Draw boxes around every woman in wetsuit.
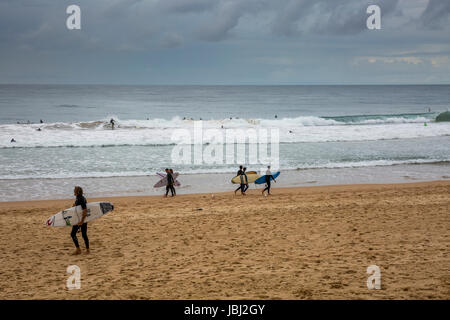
[71,186,89,255]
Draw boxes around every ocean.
[1,84,449,201]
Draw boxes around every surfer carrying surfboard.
[169,169,176,196]
[164,169,175,197]
[234,166,246,195]
[242,167,249,193]
[70,186,90,255]
[262,166,276,196]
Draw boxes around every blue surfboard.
[255,171,280,184]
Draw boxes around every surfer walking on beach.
[169,169,176,196]
[165,168,175,197]
[234,165,245,195]
[71,186,89,255]
[242,167,249,193]
[262,165,276,196]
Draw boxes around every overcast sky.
[0,0,449,85]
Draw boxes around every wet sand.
[0,181,449,299]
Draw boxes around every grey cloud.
[196,1,243,41]
[272,0,400,36]
[195,0,263,41]
[420,0,450,29]
[160,32,183,48]
[103,0,143,18]
[157,0,216,13]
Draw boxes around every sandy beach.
[0,181,449,300]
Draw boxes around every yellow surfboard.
[231,172,260,184]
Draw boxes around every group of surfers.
[68,166,276,255]
[234,165,276,196]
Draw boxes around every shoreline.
[1,162,449,202]
[0,179,449,207]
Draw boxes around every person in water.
[110,118,115,130]
[10,138,16,143]
[71,186,89,255]
[262,165,276,196]
[164,168,175,197]
[169,168,176,196]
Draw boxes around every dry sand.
[0,181,449,299]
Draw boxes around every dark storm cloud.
[0,0,449,84]
[420,0,450,29]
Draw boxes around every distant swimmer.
[40,119,43,123]
[37,128,42,131]
[262,165,276,196]
[275,115,278,119]
[11,138,16,143]
[71,186,89,255]
[289,130,293,133]
[110,118,115,130]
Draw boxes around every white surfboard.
[45,202,114,227]
[154,172,180,188]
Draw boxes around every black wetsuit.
[70,195,89,249]
[166,172,175,196]
[235,169,244,193]
[263,174,273,194]
[242,173,249,192]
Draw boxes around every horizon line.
[1,83,450,86]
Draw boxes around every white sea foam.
[1,116,448,148]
